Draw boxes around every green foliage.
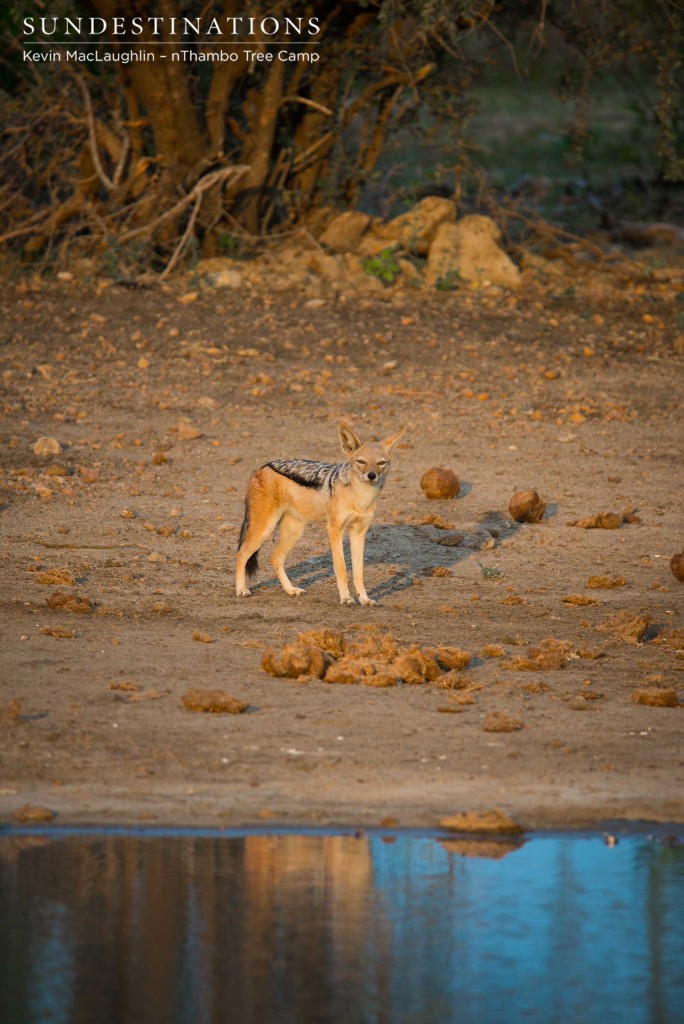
[362,247,401,285]
[476,561,504,580]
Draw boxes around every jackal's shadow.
[252,514,518,599]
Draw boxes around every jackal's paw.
[340,596,356,606]
[358,596,378,607]
[288,587,305,597]
[236,587,252,598]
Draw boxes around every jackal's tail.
[238,501,259,578]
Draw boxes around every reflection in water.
[1,830,683,1024]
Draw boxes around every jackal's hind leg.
[236,510,281,597]
[270,513,306,596]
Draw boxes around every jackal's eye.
[377,460,387,468]
[356,458,367,466]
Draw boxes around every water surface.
[1,827,683,1024]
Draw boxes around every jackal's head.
[339,422,405,487]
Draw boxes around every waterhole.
[1,826,682,1024]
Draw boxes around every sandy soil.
[1,272,682,831]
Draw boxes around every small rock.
[426,215,521,289]
[177,417,202,441]
[319,210,372,252]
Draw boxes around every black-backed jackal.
[236,422,404,605]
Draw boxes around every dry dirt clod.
[40,626,75,638]
[509,489,545,523]
[631,687,679,708]
[13,805,56,823]
[181,689,249,714]
[483,711,524,732]
[670,553,684,583]
[421,467,460,500]
[439,808,524,835]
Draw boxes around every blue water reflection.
[1,829,682,1024]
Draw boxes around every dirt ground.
[1,268,682,831]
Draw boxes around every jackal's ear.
[380,426,406,452]
[339,422,362,455]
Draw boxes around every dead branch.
[120,164,250,243]
[76,74,115,193]
[159,192,202,280]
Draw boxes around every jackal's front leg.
[349,523,376,606]
[328,523,354,605]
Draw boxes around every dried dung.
[421,467,460,500]
[563,594,600,606]
[40,626,75,638]
[480,644,505,658]
[346,633,398,660]
[361,672,397,688]
[34,569,76,586]
[46,591,93,614]
[483,711,524,732]
[298,629,346,658]
[631,688,679,708]
[598,611,652,644]
[181,689,249,714]
[262,643,328,680]
[192,629,214,643]
[671,553,684,583]
[429,566,453,577]
[439,808,523,835]
[586,575,627,589]
[520,681,553,694]
[570,512,623,529]
[325,657,376,684]
[420,514,456,530]
[435,671,473,690]
[567,695,593,711]
[13,805,55,823]
[447,691,477,706]
[501,656,541,672]
[391,647,442,684]
[509,489,545,523]
[32,437,62,457]
[429,646,472,671]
